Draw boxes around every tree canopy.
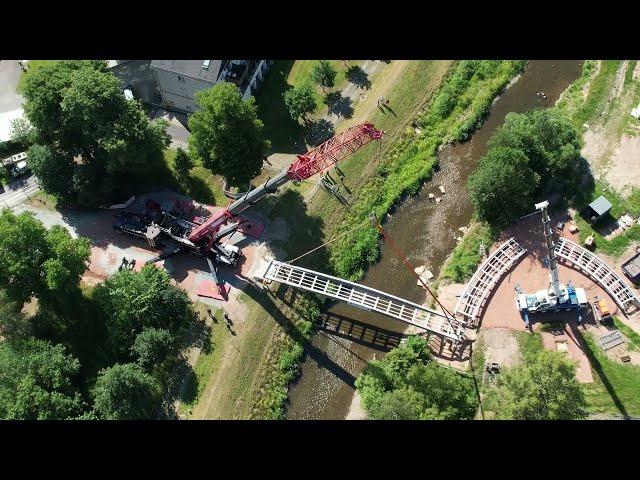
[172,147,194,183]
[94,265,192,360]
[0,338,85,420]
[92,363,162,420]
[21,60,170,206]
[311,61,337,91]
[132,327,176,371]
[283,83,316,123]
[485,350,587,420]
[188,82,269,188]
[467,147,539,227]
[467,109,581,227]
[0,209,90,306]
[355,336,478,420]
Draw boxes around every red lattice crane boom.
[187,122,383,246]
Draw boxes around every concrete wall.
[153,69,216,113]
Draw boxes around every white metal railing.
[555,237,640,311]
[254,258,465,342]
[455,237,527,324]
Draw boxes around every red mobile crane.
[116,122,383,296]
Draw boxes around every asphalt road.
[0,60,24,113]
[0,174,39,208]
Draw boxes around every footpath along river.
[286,60,584,419]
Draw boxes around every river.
[286,60,584,420]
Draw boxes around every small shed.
[587,195,613,223]
[622,251,640,284]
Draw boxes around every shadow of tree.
[347,66,371,90]
[305,119,335,147]
[323,92,354,119]
[254,60,307,154]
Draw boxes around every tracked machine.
[113,122,384,296]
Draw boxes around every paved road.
[0,174,39,208]
[0,60,24,113]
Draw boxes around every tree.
[21,60,169,206]
[132,328,176,371]
[311,61,337,92]
[368,388,427,420]
[283,83,316,123]
[93,363,162,420]
[355,336,477,419]
[9,117,35,148]
[0,210,90,306]
[490,109,582,181]
[0,289,31,342]
[26,145,75,203]
[0,338,85,419]
[94,265,192,360]
[467,147,540,227]
[486,350,587,420]
[188,82,269,187]
[172,147,194,182]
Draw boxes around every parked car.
[10,160,30,178]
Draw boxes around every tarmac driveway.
[0,60,24,112]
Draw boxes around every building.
[149,60,270,114]
[586,195,613,223]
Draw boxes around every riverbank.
[188,61,454,419]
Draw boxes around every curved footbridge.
[554,237,640,313]
[253,257,467,344]
[455,238,527,327]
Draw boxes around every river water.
[286,60,584,420]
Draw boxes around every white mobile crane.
[515,200,588,327]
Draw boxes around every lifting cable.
[285,220,366,265]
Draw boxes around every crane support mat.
[598,330,625,351]
[236,216,265,239]
[197,279,230,301]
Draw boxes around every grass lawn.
[612,317,640,351]
[581,331,640,417]
[16,60,60,93]
[178,305,228,416]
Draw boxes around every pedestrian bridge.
[253,257,466,344]
[554,237,640,312]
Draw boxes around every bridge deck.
[254,258,464,342]
[555,237,640,312]
[455,237,527,325]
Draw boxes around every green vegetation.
[0,209,90,307]
[581,331,640,417]
[283,83,317,124]
[0,210,200,419]
[612,317,640,351]
[355,336,478,419]
[92,362,162,420]
[21,60,170,206]
[468,109,582,227]
[329,60,526,280]
[16,60,59,93]
[572,180,640,256]
[441,222,495,283]
[188,82,269,188]
[0,337,86,419]
[311,60,337,92]
[483,348,587,419]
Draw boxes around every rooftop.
[589,195,613,216]
[150,60,226,84]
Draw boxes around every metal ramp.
[554,237,640,312]
[455,238,527,325]
[598,330,625,351]
[254,258,465,343]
